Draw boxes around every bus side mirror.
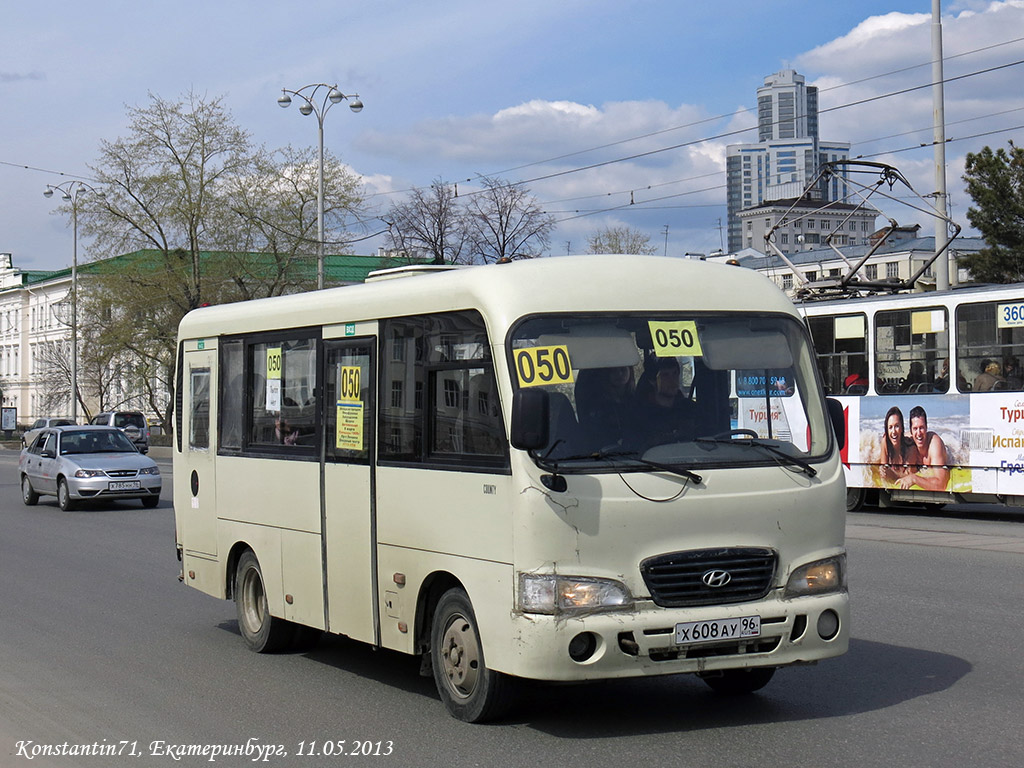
[826,397,845,451]
[510,389,550,451]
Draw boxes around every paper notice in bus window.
[336,401,364,450]
[911,310,944,334]
[648,321,703,357]
[265,379,281,412]
[514,346,574,388]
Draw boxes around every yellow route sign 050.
[648,321,703,357]
[514,345,574,388]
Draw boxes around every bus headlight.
[784,554,846,597]
[518,573,634,615]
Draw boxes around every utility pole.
[662,225,670,257]
[932,0,950,290]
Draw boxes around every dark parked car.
[19,426,161,511]
[90,411,150,454]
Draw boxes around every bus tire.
[846,488,866,513]
[57,478,76,511]
[22,475,39,506]
[701,666,776,695]
[431,588,515,723]
[234,550,293,653]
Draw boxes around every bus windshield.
[509,313,829,470]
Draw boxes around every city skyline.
[2,1,1023,270]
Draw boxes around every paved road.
[1,447,1022,768]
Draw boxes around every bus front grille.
[640,548,777,607]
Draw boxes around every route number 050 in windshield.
[514,345,574,387]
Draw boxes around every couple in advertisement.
[879,404,950,491]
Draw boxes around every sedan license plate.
[108,480,141,491]
[675,615,760,645]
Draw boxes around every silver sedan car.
[19,426,162,511]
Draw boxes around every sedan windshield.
[509,313,830,471]
[60,430,137,455]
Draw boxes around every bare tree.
[385,179,468,265]
[69,91,369,431]
[465,177,555,263]
[587,225,658,255]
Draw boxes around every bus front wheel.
[234,550,294,653]
[430,588,515,723]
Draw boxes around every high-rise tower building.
[726,70,851,253]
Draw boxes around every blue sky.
[2,0,1023,270]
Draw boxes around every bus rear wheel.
[701,666,776,694]
[234,550,294,653]
[431,588,515,723]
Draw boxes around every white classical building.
[0,249,411,428]
[0,253,76,424]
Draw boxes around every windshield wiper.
[695,433,817,477]
[537,448,702,484]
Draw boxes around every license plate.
[675,615,760,645]
[108,480,141,491]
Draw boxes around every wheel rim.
[58,482,68,507]
[439,611,481,700]
[239,566,266,635]
[23,478,32,501]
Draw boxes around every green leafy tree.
[960,141,1024,283]
[586,226,658,255]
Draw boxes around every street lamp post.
[43,181,104,423]
[276,83,363,290]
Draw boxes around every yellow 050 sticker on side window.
[648,321,703,357]
[514,346,574,388]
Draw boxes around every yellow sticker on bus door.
[336,366,364,450]
[648,321,703,357]
[514,345,574,387]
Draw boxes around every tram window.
[956,300,1024,392]
[807,314,867,395]
[874,307,948,394]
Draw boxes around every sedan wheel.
[22,476,39,506]
[57,478,76,512]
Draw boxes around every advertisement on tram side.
[837,393,1024,497]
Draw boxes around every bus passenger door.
[179,346,218,558]
[322,338,377,645]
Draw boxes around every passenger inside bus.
[575,366,636,449]
[633,357,696,447]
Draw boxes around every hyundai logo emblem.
[702,569,732,588]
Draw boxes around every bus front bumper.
[501,591,849,682]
